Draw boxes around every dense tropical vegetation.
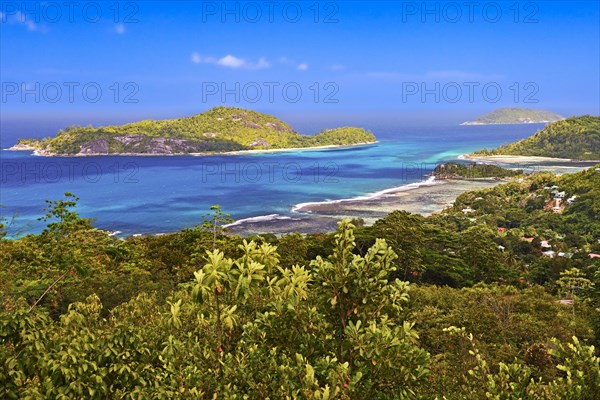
[476,116,600,160]
[12,107,376,155]
[2,163,600,398]
[431,162,523,179]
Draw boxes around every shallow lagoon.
[1,123,554,237]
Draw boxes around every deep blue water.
[0,123,544,236]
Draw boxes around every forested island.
[474,116,600,160]
[462,108,564,125]
[9,107,376,156]
[431,162,523,179]
[2,161,600,398]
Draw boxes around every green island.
[10,107,376,156]
[431,162,523,179]
[2,160,600,398]
[461,107,564,125]
[474,115,600,160]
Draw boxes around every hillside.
[11,107,376,156]
[462,108,564,125]
[2,165,600,398]
[474,115,600,160]
[448,163,600,235]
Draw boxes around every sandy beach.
[293,178,505,220]
[228,178,506,236]
[462,154,579,163]
[461,154,599,175]
[197,142,378,156]
[6,141,377,157]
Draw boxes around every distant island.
[9,107,376,156]
[461,108,564,125]
[473,115,600,160]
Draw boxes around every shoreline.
[5,144,38,151]
[202,141,377,156]
[460,154,599,174]
[291,176,439,213]
[4,141,377,157]
[460,154,596,163]
[7,147,596,238]
[89,177,502,238]
[291,177,505,218]
[229,155,599,235]
[227,177,507,236]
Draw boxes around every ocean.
[0,123,545,237]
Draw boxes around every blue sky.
[1,1,599,142]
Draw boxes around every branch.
[29,269,70,312]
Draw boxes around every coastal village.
[461,180,600,261]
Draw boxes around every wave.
[291,176,440,213]
[225,213,299,228]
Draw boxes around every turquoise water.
[0,124,544,236]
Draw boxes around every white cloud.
[114,23,126,34]
[297,63,308,71]
[191,52,270,70]
[330,64,346,72]
[218,54,246,68]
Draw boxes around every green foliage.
[544,336,600,399]
[201,204,234,250]
[19,107,376,155]
[1,220,432,398]
[557,267,595,300]
[432,162,523,179]
[438,164,600,288]
[458,225,505,283]
[26,193,97,311]
[443,328,600,399]
[38,192,92,237]
[277,233,309,268]
[3,177,600,398]
[476,115,600,159]
[371,211,426,280]
[409,284,594,388]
